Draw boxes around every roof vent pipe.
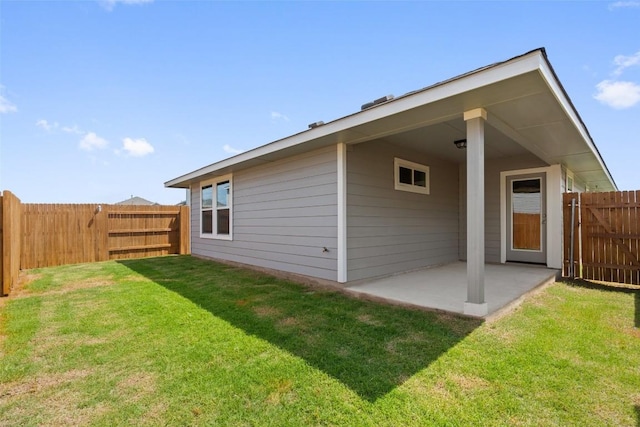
[361,94,394,111]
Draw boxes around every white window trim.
[200,174,233,241]
[566,170,574,193]
[394,158,430,195]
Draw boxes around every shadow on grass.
[564,278,640,328]
[118,256,482,402]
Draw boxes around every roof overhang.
[165,48,616,191]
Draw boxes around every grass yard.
[0,256,639,426]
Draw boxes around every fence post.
[2,191,22,296]
[179,205,190,255]
[94,204,110,262]
[0,192,3,295]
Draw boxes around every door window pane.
[512,179,541,250]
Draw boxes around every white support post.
[463,108,488,317]
[337,143,347,283]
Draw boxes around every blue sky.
[1,0,639,204]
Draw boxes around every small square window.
[394,158,430,194]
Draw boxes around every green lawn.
[1,256,638,426]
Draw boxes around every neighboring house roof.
[166,48,616,191]
[115,196,158,206]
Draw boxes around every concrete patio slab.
[345,262,559,318]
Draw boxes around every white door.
[506,173,546,264]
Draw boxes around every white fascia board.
[166,51,545,189]
[536,60,617,190]
[165,124,343,188]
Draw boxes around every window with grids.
[201,176,232,239]
[394,158,430,194]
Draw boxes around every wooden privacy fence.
[563,191,640,285]
[0,192,190,295]
[21,204,190,269]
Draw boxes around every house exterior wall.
[346,140,460,281]
[190,146,339,281]
[458,153,548,263]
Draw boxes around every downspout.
[569,197,576,278]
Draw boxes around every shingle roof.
[115,196,157,206]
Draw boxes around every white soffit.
[536,57,616,190]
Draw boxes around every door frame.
[500,165,562,268]
[505,173,547,263]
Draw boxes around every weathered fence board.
[563,191,640,285]
[106,205,185,261]
[22,204,102,268]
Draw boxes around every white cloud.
[100,0,153,11]
[609,1,640,9]
[594,80,640,109]
[121,137,154,157]
[62,125,83,135]
[0,92,17,114]
[36,119,54,131]
[223,144,243,155]
[37,120,83,134]
[612,51,640,76]
[79,132,109,151]
[271,111,290,122]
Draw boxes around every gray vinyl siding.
[458,153,547,262]
[190,146,338,281]
[346,140,460,281]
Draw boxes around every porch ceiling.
[379,118,529,164]
[343,70,615,191]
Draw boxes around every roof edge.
[166,48,616,191]
[536,50,617,190]
[166,49,548,188]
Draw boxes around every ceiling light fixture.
[453,138,467,149]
